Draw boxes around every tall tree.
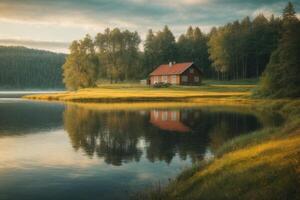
[257,2,300,97]
[143,26,177,73]
[63,35,98,90]
[208,13,282,80]
[177,26,211,76]
[95,28,141,82]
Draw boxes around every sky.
[0,0,299,53]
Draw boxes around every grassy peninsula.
[23,81,255,103]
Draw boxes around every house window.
[162,76,168,83]
[171,111,178,121]
[153,110,159,120]
[162,111,168,121]
[154,76,158,83]
[171,75,177,84]
[194,76,199,82]
[181,75,188,82]
[190,68,194,73]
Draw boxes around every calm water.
[0,98,282,200]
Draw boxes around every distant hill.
[0,46,66,89]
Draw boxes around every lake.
[0,96,282,200]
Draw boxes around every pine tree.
[257,2,300,97]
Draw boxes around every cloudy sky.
[0,0,299,53]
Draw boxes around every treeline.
[64,2,299,95]
[257,2,300,98]
[63,26,213,89]
[209,15,282,80]
[0,46,66,89]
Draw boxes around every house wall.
[180,66,202,85]
[150,75,180,85]
[149,65,202,85]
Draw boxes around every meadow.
[23,80,256,103]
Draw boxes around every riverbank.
[134,99,300,200]
[23,81,255,103]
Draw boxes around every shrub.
[153,82,171,88]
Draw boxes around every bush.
[153,82,171,88]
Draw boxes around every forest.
[63,2,299,98]
[64,15,283,87]
[0,46,65,89]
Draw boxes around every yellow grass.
[23,83,254,103]
[166,130,300,199]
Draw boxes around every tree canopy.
[257,2,300,98]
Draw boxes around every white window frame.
[171,75,177,84]
[171,111,177,121]
[153,110,159,120]
[162,75,168,83]
[162,111,168,121]
[194,76,199,82]
[154,76,158,83]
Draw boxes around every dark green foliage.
[208,15,282,80]
[0,46,65,89]
[257,2,300,98]
[177,26,213,77]
[152,82,171,88]
[143,26,177,74]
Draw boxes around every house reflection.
[150,110,190,132]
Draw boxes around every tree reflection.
[64,106,143,165]
[63,105,263,166]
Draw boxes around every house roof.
[150,120,190,132]
[149,62,194,76]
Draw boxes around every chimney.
[169,62,172,67]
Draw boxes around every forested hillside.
[0,46,66,89]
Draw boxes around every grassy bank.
[134,100,300,200]
[23,81,255,102]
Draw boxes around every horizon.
[0,0,299,53]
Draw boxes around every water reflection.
[0,100,63,135]
[63,105,263,165]
[0,101,283,200]
[64,107,143,166]
[150,110,190,132]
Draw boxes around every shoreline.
[22,83,253,103]
[134,99,300,199]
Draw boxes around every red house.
[149,62,202,85]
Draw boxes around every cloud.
[0,0,299,52]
